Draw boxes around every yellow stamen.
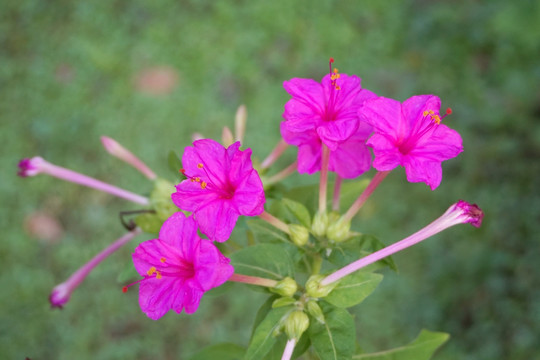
[197,163,204,168]
[160,257,166,263]
[201,181,207,189]
[156,271,162,279]
[147,267,157,276]
[194,177,200,182]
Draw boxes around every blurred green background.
[2,0,539,359]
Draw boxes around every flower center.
[180,163,235,199]
[122,256,195,293]
[397,107,452,155]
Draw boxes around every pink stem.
[318,144,330,213]
[265,161,298,185]
[228,274,278,287]
[281,339,297,360]
[261,139,289,170]
[342,170,390,222]
[101,136,157,180]
[258,211,291,234]
[332,175,343,212]
[50,228,142,307]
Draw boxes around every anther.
[197,163,204,169]
[201,181,207,189]
[147,267,157,276]
[160,257,166,263]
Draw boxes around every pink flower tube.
[18,157,149,205]
[322,200,484,286]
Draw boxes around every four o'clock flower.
[18,156,149,205]
[129,212,234,319]
[172,139,265,242]
[359,95,463,190]
[321,200,484,286]
[50,228,142,308]
[281,60,377,178]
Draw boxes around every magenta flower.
[130,212,234,319]
[359,95,463,190]
[171,139,265,242]
[281,66,377,178]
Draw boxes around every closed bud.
[326,216,351,243]
[306,300,325,324]
[305,274,338,298]
[312,210,328,237]
[289,224,309,246]
[271,277,298,297]
[284,310,309,340]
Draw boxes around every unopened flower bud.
[306,300,325,324]
[284,310,309,340]
[288,224,309,246]
[311,210,328,237]
[272,297,296,308]
[271,277,298,297]
[326,216,351,243]
[305,274,338,298]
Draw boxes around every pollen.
[147,266,157,276]
[160,257,166,263]
[201,181,207,189]
[197,163,204,168]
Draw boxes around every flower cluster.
[19,58,483,360]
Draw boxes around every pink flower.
[359,95,463,190]
[130,212,234,319]
[281,66,377,178]
[171,139,265,242]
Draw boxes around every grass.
[2,0,539,359]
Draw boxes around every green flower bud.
[288,224,309,246]
[312,210,328,237]
[326,216,351,243]
[306,300,325,324]
[272,297,296,308]
[305,274,338,298]
[284,311,310,340]
[270,277,298,297]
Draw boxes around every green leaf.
[230,243,295,280]
[245,220,304,263]
[352,329,450,360]
[168,150,183,177]
[252,296,279,338]
[188,343,245,360]
[324,272,383,308]
[116,260,139,284]
[282,198,312,228]
[308,302,356,360]
[245,306,293,360]
[246,218,290,244]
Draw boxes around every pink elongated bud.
[321,200,484,286]
[234,104,247,143]
[49,229,141,308]
[17,157,149,205]
[101,136,157,180]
